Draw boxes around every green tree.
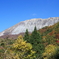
[29,26,44,58]
[24,29,29,42]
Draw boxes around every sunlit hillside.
[0,22,59,59]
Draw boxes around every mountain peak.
[0,17,59,36]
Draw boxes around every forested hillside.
[0,22,59,59]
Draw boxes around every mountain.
[0,17,59,37]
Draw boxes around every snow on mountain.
[0,17,59,36]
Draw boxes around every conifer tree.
[24,29,29,42]
[29,26,44,58]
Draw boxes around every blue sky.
[0,0,59,32]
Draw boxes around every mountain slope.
[0,17,59,36]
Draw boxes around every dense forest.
[0,22,59,59]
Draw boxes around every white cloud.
[32,13,37,16]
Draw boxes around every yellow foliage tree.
[6,35,36,59]
[42,44,59,59]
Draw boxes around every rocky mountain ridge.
[0,17,59,36]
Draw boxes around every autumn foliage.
[0,22,59,59]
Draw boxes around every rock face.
[0,17,59,36]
